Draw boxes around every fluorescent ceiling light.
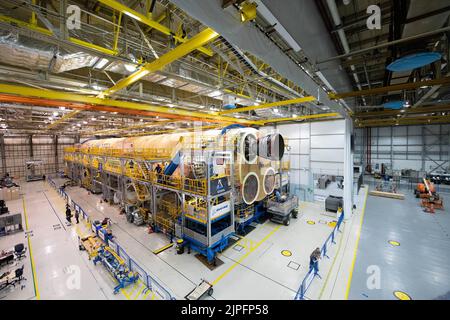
[92,84,102,91]
[254,0,302,52]
[124,11,141,22]
[124,63,137,72]
[94,58,109,69]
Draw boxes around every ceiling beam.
[331,77,450,99]
[100,28,219,97]
[357,115,450,127]
[354,104,450,119]
[97,0,214,56]
[45,110,81,131]
[318,26,450,64]
[217,96,316,115]
[254,113,341,125]
[0,84,256,125]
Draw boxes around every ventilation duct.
[0,31,99,72]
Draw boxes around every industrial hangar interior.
[0,0,449,302]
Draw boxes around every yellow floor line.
[47,184,133,300]
[318,223,346,299]
[152,243,174,254]
[126,281,139,296]
[142,289,152,300]
[120,287,131,300]
[345,186,369,299]
[211,225,280,286]
[133,282,146,300]
[22,196,40,300]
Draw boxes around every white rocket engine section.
[80,128,285,205]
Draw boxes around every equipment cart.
[185,279,214,300]
[267,195,299,226]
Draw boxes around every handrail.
[47,177,176,300]
[294,211,345,300]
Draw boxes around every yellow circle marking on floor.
[281,250,292,257]
[307,220,316,225]
[393,291,411,300]
[388,240,400,247]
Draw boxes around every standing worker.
[65,204,72,224]
[74,207,80,224]
[309,247,321,277]
[155,163,162,183]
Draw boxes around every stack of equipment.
[0,200,8,215]
[325,196,343,213]
[93,246,138,294]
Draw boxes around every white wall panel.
[310,161,344,174]
[310,120,344,135]
[277,123,299,137]
[311,135,344,149]
[299,155,310,168]
[299,123,310,138]
[300,139,310,153]
[287,138,301,154]
[299,170,310,185]
[311,149,344,162]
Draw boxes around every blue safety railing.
[294,211,345,300]
[47,177,176,300]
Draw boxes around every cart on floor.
[267,195,299,226]
[185,279,214,300]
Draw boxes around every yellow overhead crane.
[100,28,219,97]
[0,84,340,126]
[97,0,214,57]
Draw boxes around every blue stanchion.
[47,177,175,300]
[294,211,345,300]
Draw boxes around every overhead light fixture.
[53,111,59,117]
[91,83,102,91]
[273,108,279,113]
[292,114,298,118]
[91,117,97,121]
[83,121,88,124]
[59,106,66,110]
[254,0,301,51]
[240,1,257,23]
[124,63,137,73]
[94,58,109,69]
[77,123,81,127]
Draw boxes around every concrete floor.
[1,178,362,300]
[347,186,450,300]
[2,176,447,300]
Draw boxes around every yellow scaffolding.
[182,177,207,196]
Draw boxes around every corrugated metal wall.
[354,124,450,172]
[0,135,76,178]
